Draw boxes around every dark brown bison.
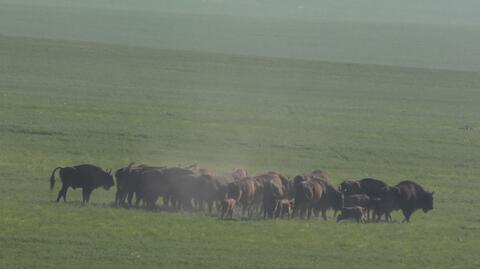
[343,194,370,207]
[343,194,372,220]
[370,196,394,222]
[337,207,368,223]
[392,180,434,222]
[369,186,401,222]
[50,164,114,203]
[184,165,218,212]
[161,167,203,211]
[195,174,219,213]
[115,162,145,206]
[115,164,213,210]
[115,163,168,208]
[339,178,388,198]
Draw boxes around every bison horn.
[127,162,135,169]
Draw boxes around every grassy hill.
[1,34,480,268]
[2,1,480,72]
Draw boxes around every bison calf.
[220,198,237,220]
[344,194,372,219]
[275,198,293,219]
[336,207,367,223]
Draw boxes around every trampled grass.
[1,34,480,268]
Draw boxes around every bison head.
[302,182,314,201]
[102,169,115,190]
[339,180,361,195]
[331,189,344,212]
[293,175,306,184]
[423,192,434,212]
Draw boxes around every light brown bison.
[220,198,237,219]
[312,179,343,221]
[238,177,257,218]
[305,169,330,182]
[260,173,286,219]
[292,176,323,219]
[293,171,341,220]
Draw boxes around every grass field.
[1,34,480,268]
[2,1,480,72]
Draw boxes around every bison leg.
[134,196,141,207]
[56,185,68,202]
[82,188,92,204]
[372,209,380,222]
[299,206,306,220]
[207,200,213,214]
[162,196,170,207]
[384,211,391,222]
[321,209,327,221]
[115,190,122,205]
[127,191,134,207]
[307,207,312,220]
[230,204,236,219]
[402,209,413,223]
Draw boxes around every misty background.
[1,0,480,71]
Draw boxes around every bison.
[238,177,257,218]
[394,180,434,222]
[343,194,372,220]
[339,178,388,198]
[50,164,114,204]
[336,207,368,223]
[306,169,330,182]
[260,173,287,219]
[343,194,370,208]
[220,198,237,219]
[312,179,343,221]
[292,176,323,219]
[115,163,168,208]
[275,198,293,219]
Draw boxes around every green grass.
[1,34,480,268]
[2,1,480,72]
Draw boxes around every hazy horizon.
[4,0,480,25]
[1,0,480,71]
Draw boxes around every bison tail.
[49,167,62,190]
